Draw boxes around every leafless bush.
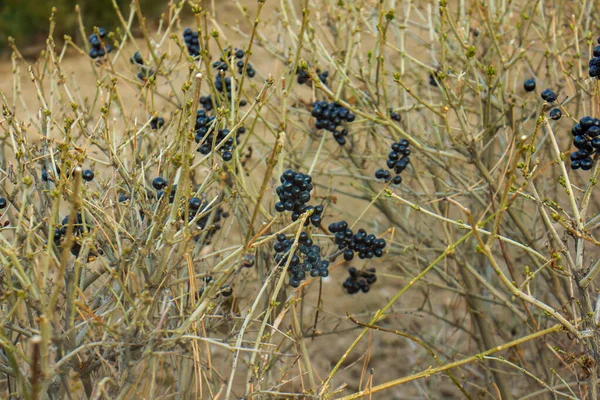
[0,0,599,399]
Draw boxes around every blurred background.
[0,0,166,53]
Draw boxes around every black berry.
[523,79,536,92]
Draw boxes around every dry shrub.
[0,0,599,399]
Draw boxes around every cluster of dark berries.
[186,197,229,242]
[88,28,112,59]
[375,139,410,185]
[343,267,377,294]
[197,277,233,298]
[328,221,386,261]
[273,232,329,288]
[130,51,154,81]
[196,124,246,162]
[53,213,98,259]
[389,108,401,122]
[214,75,234,101]
[296,68,329,85]
[212,48,256,77]
[311,101,355,145]
[183,28,200,57]
[523,78,536,92]
[589,38,600,78]
[137,68,155,81]
[541,89,557,103]
[274,170,323,227]
[570,116,600,171]
[199,95,216,112]
[150,116,165,130]
[0,197,7,209]
[152,177,176,203]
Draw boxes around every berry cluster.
[88,28,112,59]
[273,232,329,288]
[196,125,245,162]
[130,51,154,81]
[183,28,200,57]
[53,213,97,259]
[589,38,600,78]
[187,197,229,242]
[212,48,256,77]
[541,89,557,103]
[328,221,386,261]
[214,75,234,101]
[199,95,216,112]
[389,108,401,122]
[343,267,377,294]
[152,177,176,203]
[295,67,329,85]
[196,277,233,298]
[375,139,410,184]
[311,101,355,146]
[150,116,165,130]
[274,170,322,227]
[570,116,600,171]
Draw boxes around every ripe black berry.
[152,177,168,190]
[189,197,202,210]
[130,51,144,65]
[541,89,557,103]
[523,79,536,92]
[590,57,600,78]
[549,108,562,120]
[150,116,165,130]
[0,197,6,209]
[82,169,95,182]
[242,254,255,268]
